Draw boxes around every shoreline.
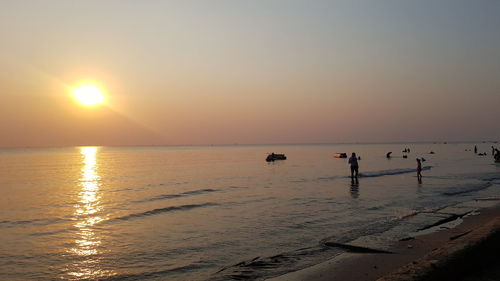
[266,200,500,281]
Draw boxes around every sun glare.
[72,85,106,107]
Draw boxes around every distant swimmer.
[416,158,422,180]
[348,152,359,179]
[429,151,435,154]
[403,148,407,153]
[386,152,392,158]
[403,155,408,158]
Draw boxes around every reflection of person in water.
[348,152,359,179]
[350,180,359,198]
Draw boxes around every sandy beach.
[267,199,500,281]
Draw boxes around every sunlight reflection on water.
[66,147,113,279]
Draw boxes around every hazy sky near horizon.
[1,0,499,147]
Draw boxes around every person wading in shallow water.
[349,152,359,179]
[416,158,422,180]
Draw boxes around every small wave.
[113,203,218,221]
[133,188,218,203]
[317,176,344,181]
[442,183,492,196]
[0,217,66,229]
[228,185,248,189]
[151,181,189,187]
[103,263,210,281]
[210,245,336,281]
[397,210,421,220]
[360,166,431,178]
[367,205,385,211]
[29,229,68,237]
[475,197,500,201]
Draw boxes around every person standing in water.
[474,145,478,154]
[349,152,359,179]
[416,158,422,180]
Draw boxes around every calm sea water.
[1,143,499,280]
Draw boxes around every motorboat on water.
[266,153,287,162]
[333,153,347,158]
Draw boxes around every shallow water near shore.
[1,143,499,280]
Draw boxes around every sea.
[1,143,499,281]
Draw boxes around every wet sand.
[267,200,500,281]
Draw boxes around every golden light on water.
[72,85,106,107]
[67,147,114,279]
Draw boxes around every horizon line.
[1,140,498,150]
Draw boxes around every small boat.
[333,153,347,158]
[266,153,287,162]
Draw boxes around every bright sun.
[72,85,106,107]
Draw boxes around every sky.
[1,0,499,147]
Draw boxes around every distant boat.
[333,153,347,158]
[266,153,287,162]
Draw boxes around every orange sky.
[1,1,499,147]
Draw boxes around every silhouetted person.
[348,152,359,179]
[495,149,500,161]
[474,145,477,154]
[492,146,495,156]
[416,158,422,180]
[386,152,392,158]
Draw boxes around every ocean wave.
[102,263,210,281]
[113,203,218,222]
[133,188,219,203]
[28,229,68,237]
[442,182,492,196]
[210,245,338,281]
[397,209,421,220]
[0,217,66,229]
[359,166,431,178]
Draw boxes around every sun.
[72,85,106,107]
